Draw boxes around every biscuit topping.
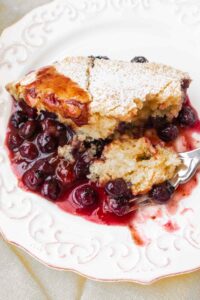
[23,66,91,125]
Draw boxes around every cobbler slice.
[5,56,197,222]
[6,56,190,140]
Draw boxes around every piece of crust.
[88,136,181,195]
[6,56,190,139]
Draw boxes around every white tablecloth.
[1,1,200,299]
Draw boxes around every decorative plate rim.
[1,0,200,284]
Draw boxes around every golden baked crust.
[6,56,190,140]
[89,136,181,195]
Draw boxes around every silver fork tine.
[128,147,200,210]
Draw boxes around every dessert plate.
[1,0,200,283]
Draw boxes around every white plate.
[1,0,200,284]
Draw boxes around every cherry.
[41,178,61,201]
[131,56,148,63]
[104,197,130,216]
[157,124,179,142]
[10,111,27,128]
[19,143,38,160]
[7,132,23,150]
[150,181,174,203]
[37,132,58,153]
[177,106,197,127]
[105,178,131,199]
[22,169,44,191]
[73,185,98,208]
[19,120,39,139]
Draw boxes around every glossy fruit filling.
[5,96,200,225]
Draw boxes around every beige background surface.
[1,1,200,299]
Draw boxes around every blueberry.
[19,143,38,160]
[37,110,57,121]
[105,178,132,199]
[73,185,98,208]
[181,79,190,90]
[37,132,58,153]
[19,120,39,139]
[177,106,197,127]
[10,111,27,128]
[150,181,174,203]
[58,126,74,146]
[147,116,168,130]
[131,56,148,63]
[18,101,37,118]
[74,156,90,179]
[22,169,44,191]
[157,124,179,142]
[7,132,23,150]
[105,197,130,216]
[33,159,54,176]
[41,178,61,201]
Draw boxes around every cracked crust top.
[6,56,190,139]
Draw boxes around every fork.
[129,147,200,211]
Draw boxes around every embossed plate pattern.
[1,0,200,283]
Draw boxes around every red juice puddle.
[5,95,200,234]
[58,183,135,226]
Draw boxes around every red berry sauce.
[5,96,200,227]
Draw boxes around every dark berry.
[74,156,90,179]
[105,197,130,216]
[73,185,98,208]
[41,178,61,201]
[147,116,168,130]
[157,124,178,142]
[10,111,27,128]
[56,160,74,184]
[131,56,148,63]
[58,126,74,146]
[150,181,174,203]
[22,169,44,191]
[37,132,58,153]
[19,143,38,160]
[177,106,197,127]
[105,178,132,199]
[181,79,190,90]
[33,159,54,176]
[19,120,39,139]
[41,119,65,136]
[7,132,23,150]
[37,110,57,121]
[18,101,37,118]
